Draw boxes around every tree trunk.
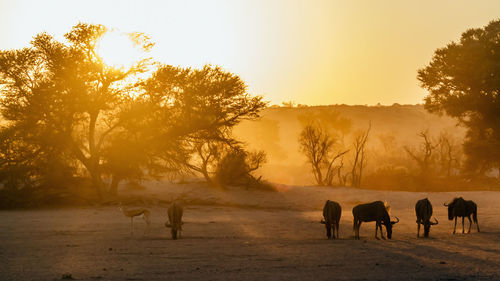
[201,163,215,187]
[89,167,105,200]
[314,164,324,186]
[108,175,122,197]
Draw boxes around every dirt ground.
[1,185,500,281]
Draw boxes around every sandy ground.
[1,185,500,281]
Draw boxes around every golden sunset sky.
[1,0,499,105]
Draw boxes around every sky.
[1,0,499,106]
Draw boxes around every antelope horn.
[392,217,400,224]
[431,217,438,225]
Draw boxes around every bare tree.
[324,150,350,186]
[299,124,333,186]
[404,130,437,175]
[351,123,371,187]
[438,131,461,177]
[299,123,349,186]
[336,157,349,186]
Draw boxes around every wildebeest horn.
[443,202,449,206]
[430,217,438,225]
[165,222,172,228]
[320,219,326,224]
[391,217,400,224]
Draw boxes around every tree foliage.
[418,19,500,175]
[141,64,267,187]
[0,23,266,201]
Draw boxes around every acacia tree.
[0,23,153,197]
[418,19,500,177]
[0,23,268,199]
[140,65,267,187]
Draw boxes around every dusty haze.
[235,104,465,186]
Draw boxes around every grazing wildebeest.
[165,201,184,239]
[352,201,399,240]
[415,198,438,238]
[444,197,480,234]
[320,200,342,239]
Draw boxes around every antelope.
[119,203,151,236]
[352,201,399,240]
[321,200,342,239]
[165,201,184,239]
[415,198,438,238]
[444,197,480,234]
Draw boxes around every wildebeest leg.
[379,224,386,240]
[476,219,480,233]
[417,222,420,238]
[353,219,359,239]
[336,221,340,239]
[453,217,457,234]
[462,217,465,234]
[467,216,472,233]
[332,223,336,239]
[356,221,361,239]
[375,221,380,240]
[326,223,332,239]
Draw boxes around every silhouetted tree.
[351,123,371,187]
[404,130,437,176]
[299,123,349,186]
[282,100,296,108]
[418,19,500,177]
[437,131,461,177]
[214,148,267,188]
[141,64,267,186]
[0,23,267,200]
[0,23,153,198]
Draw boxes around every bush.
[214,149,267,189]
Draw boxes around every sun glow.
[96,31,143,70]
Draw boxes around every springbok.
[321,200,342,239]
[352,201,399,240]
[119,203,151,236]
[444,197,480,234]
[165,201,184,239]
[415,198,438,238]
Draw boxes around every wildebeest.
[444,197,480,234]
[165,201,184,239]
[320,200,342,239]
[415,198,438,238]
[352,201,399,240]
